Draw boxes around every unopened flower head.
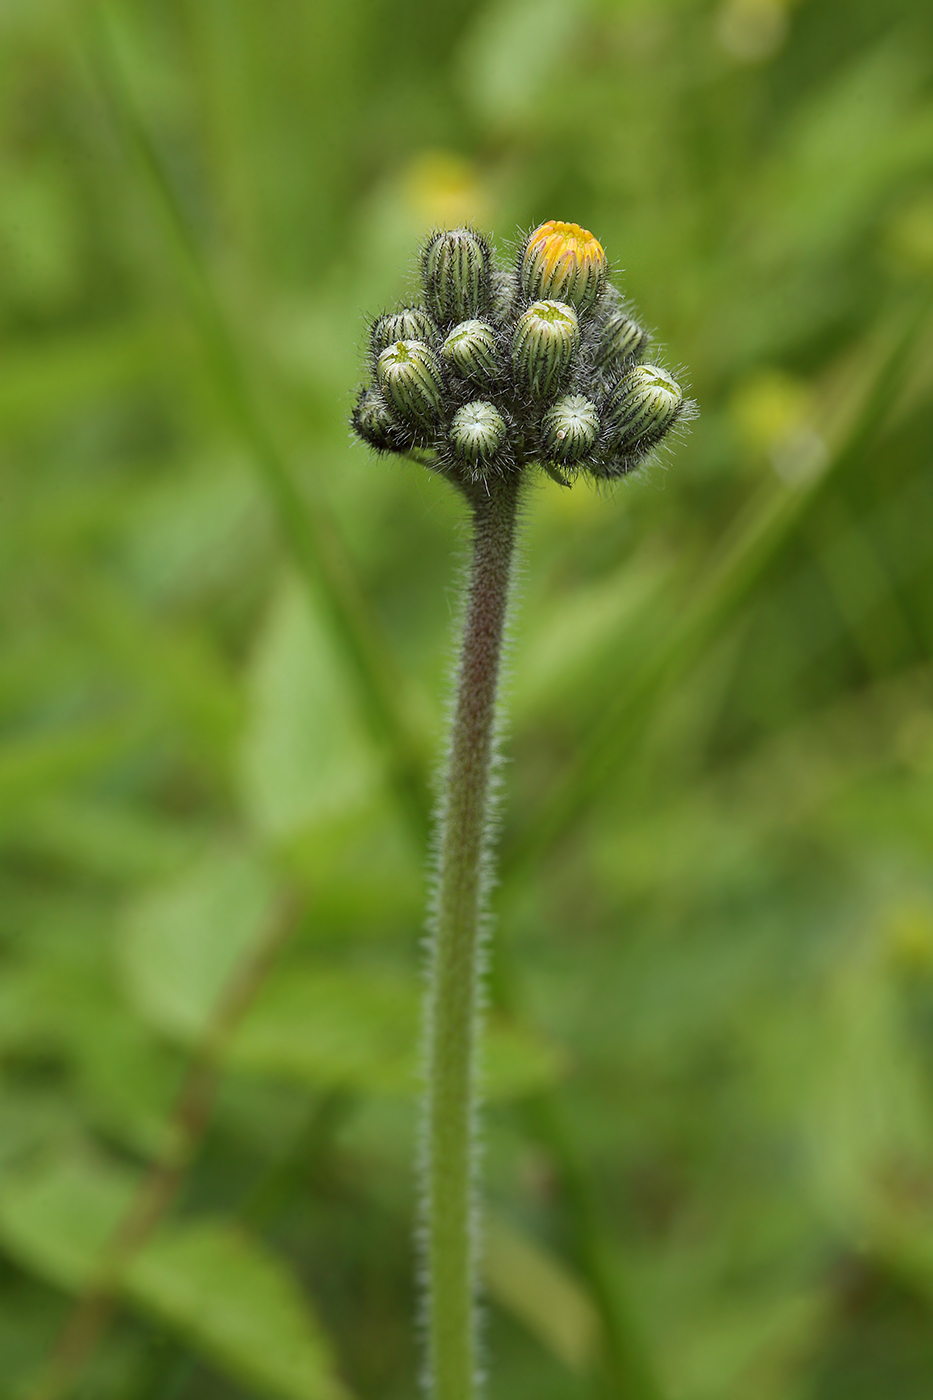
[511,300,579,399]
[440,319,500,385]
[597,308,649,370]
[351,386,410,454]
[604,365,684,452]
[520,220,608,314]
[376,340,444,429]
[541,394,600,466]
[422,228,492,328]
[371,308,438,358]
[450,400,507,469]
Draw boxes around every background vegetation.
[1,0,932,1396]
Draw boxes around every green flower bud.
[422,228,492,327]
[596,308,649,369]
[541,394,599,465]
[376,340,444,429]
[520,220,607,314]
[440,319,500,384]
[490,268,519,326]
[604,365,684,450]
[351,386,409,453]
[371,308,439,357]
[511,300,580,398]
[449,400,507,469]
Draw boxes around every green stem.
[425,471,522,1400]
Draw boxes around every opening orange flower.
[520,220,608,312]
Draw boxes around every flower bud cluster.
[351,220,693,487]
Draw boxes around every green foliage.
[1,0,932,1396]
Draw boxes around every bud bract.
[597,309,649,370]
[511,300,580,399]
[604,365,684,450]
[422,228,492,327]
[490,268,519,326]
[449,400,507,468]
[520,220,607,314]
[440,320,500,384]
[541,394,599,465]
[376,340,444,429]
[351,386,408,453]
[371,308,438,357]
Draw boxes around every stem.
[424,471,522,1400]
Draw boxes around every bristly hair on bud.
[422,227,493,329]
[350,219,695,490]
[520,220,608,315]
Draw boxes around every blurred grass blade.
[483,1214,601,1374]
[82,2,431,847]
[507,286,933,880]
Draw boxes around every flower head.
[351,221,694,488]
[520,220,608,314]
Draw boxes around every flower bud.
[376,340,444,429]
[422,228,492,327]
[371,308,438,357]
[520,220,607,314]
[511,300,579,399]
[440,319,500,384]
[541,394,599,465]
[596,309,649,369]
[604,365,684,450]
[490,269,519,326]
[449,400,507,469]
[351,386,410,453]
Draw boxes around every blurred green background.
[1,0,932,1397]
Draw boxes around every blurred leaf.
[458,0,594,129]
[0,1151,352,1400]
[238,576,378,840]
[0,717,148,831]
[122,846,278,1040]
[230,966,565,1102]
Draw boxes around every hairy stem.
[424,471,522,1400]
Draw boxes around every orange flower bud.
[520,221,607,314]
